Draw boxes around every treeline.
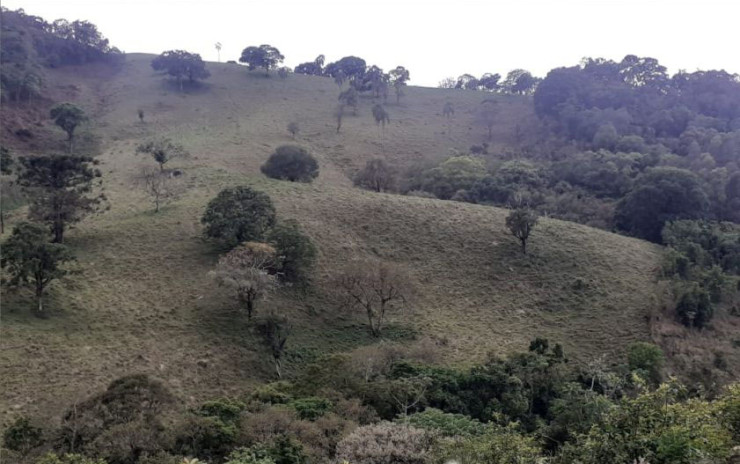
[0,8,121,103]
[4,342,739,464]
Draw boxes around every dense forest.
[1,6,739,464]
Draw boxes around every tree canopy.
[201,186,277,248]
[151,50,210,90]
[239,44,284,75]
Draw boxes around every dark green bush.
[267,220,316,285]
[201,187,276,248]
[261,146,318,182]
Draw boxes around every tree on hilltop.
[151,50,210,91]
[239,44,284,75]
[389,66,410,103]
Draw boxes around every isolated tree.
[354,158,396,192]
[339,87,359,115]
[324,56,367,83]
[389,66,410,104]
[277,67,290,79]
[151,50,210,91]
[335,105,345,133]
[261,145,319,182]
[18,155,104,243]
[267,219,317,284]
[335,260,411,337]
[136,138,189,172]
[201,186,276,248]
[287,121,300,139]
[442,102,454,118]
[438,77,457,89]
[239,44,284,75]
[137,108,144,122]
[1,222,74,314]
[476,99,497,141]
[215,42,222,62]
[372,104,391,152]
[138,167,183,213]
[50,103,87,152]
[506,207,538,254]
[257,312,291,378]
[209,242,278,319]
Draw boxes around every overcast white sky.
[4,0,740,87]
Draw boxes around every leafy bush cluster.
[9,343,740,464]
[661,220,740,328]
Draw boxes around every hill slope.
[1,55,663,419]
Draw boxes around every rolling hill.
[1,54,675,420]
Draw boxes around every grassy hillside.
[1,55,665,420]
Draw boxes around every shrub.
[267,220,317,285]
[288,397,332,421]
[627,342,664,385]
[173,415,237,462]
[433,422,540,464]
[354,158,396,193]
[675,283,713,328]
[35,453,107,464]
[195,398,246,423]
[3,416,43,455]
[201,187,277,248]
[261,146,318,182]
[335,422,434,464]
[406,408,487,437]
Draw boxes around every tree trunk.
[246,297,254,319]
[35,282,44,315]
[1,203,4,234]
[521,238,527,255]
[274,357,282,378]
[53,221,64,243]
[154,196,160,213]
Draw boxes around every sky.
[4,0,740,87]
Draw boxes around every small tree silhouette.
[372,104,390,152]
[287,121,300,139]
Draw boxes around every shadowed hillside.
[1,55,665,420]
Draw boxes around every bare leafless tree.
[209,242,279,318]
[138,167,184,212]
[334,260,411,337]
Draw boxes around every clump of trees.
[151,50,210,90]
[239,45,284,75]
[293,55,325,76]
[1,9,120,104]
[261,145,319,182]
